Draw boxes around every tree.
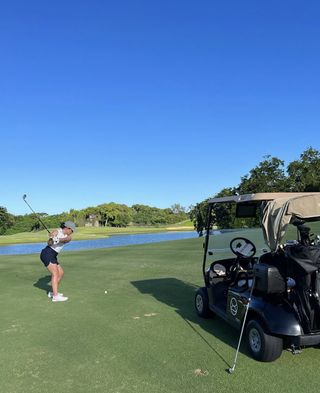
[0,207,15,234]
[189,188,236,235]
[211,188,237,229]
[287,147,320,192]
[97,203,132,227]
[238,156,288,194]
[131,204,186,225]
[189,200,209,236]
[170,204,186,214]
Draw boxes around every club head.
[227,367,235,374]
[22,194,27,200]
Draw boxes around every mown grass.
[1,238,320,393]
[0,220,194,245]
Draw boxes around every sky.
[1,0,320,215]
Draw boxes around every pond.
[0,231,198,255]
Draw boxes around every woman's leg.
[46,263,60,297]
[57,264,64,284]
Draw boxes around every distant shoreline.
[0,224,194,246]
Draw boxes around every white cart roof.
[208,192,317,204]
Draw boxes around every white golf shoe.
[47,292,63,298]
[52,295,68,302]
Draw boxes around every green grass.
[1,238,320,393]
[167,219,194,228]
[0,221,194,245]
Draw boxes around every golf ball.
[104,290,108,294]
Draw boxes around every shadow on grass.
[33,275,51,294]
[131,277,249,368]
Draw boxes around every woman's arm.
[59,235,72,243]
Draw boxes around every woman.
[40,221,76,302]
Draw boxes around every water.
[0,231,198,255]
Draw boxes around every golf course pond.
[0,231,198,255]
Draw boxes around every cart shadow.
[131,277,250,367]
[33,275,51,294]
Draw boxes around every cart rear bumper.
[293,333,320,346]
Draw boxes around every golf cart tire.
[195,287,213,318]
[246,319,283,362]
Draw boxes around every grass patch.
[1,238,320,393]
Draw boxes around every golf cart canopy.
[208,192,317,204]
[208,192,320,251]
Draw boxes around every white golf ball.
[104,290,108,294]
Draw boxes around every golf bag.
[286,244,320,332]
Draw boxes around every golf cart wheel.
[195,287,212,318]
[246,320,283,362]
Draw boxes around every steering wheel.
[230,237,256,258]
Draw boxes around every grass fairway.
[1,238,320,393]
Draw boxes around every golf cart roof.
[208,192,319,204]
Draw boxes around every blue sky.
[1,0,320,215]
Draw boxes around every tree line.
[0,202,188,235]
[189,147,320,234]
[1,147,320,236]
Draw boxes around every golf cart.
[195,192,320,362]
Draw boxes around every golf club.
[22,194,50,234]
[227,277,256,374]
